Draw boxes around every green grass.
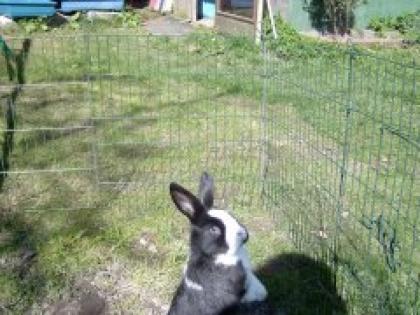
[0,31,292,314]
[0,17,419,314]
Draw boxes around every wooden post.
[255,0,277,45]
[266,0,277,39]
[255,0,264,44]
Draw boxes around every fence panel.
[264,44,419,314]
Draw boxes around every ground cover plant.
[368,10,420,42]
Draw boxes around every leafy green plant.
[367,16,389,33]
[68,12,82,30]
[113,10,140,28]
[404,22,420,44]
[263,15,301,56]
[263,15,346,59]
[18,17,49,34]
[393,11,419,34]
[367,11,420,36]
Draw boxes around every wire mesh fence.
[0,34,418,314]
[264,45,419,314]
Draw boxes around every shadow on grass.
[0,208,47,312]
[0,191,122,313]
[91,74,245,115]
[256,253,347,315]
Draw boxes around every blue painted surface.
[0,0,56,18]
[59,0,124,12]
[201,0,215,18]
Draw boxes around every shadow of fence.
[256,253,347,315]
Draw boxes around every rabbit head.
[170,172,249,264]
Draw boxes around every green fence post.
[0,38,31,191]
[334,45,355,282]
[260,37,269,192]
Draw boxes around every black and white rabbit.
[167,172,268,315]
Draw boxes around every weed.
[368,10,420,40]
[263,15,346,59]
[113,10,141,28]
[68,12,83,30]
[17,17,49,34]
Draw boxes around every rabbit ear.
[198,172,214,210]
[170,182,205,222]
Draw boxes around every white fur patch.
[184,276,204,291]
[208,209,246,266]
[214,254,238,266]
[207,209,268,303]
[241,271,268,302]
[207,210,268,302]
[237,247,268,302]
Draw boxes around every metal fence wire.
[0,34,418,314]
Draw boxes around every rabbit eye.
[209,225,221,236]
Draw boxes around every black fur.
[198,171,214,209]
[168,173,248,315]
[169,182,205,223]
[168,258,246,315]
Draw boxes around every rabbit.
[167,172,268,315]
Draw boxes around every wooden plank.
[255,0,263,44]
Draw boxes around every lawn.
[0,32,295,314]
[0,14,419,315]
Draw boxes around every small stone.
[132,232,161,256]
[147,244,158,254]
[318,230,328,239]
[139,237,148,246]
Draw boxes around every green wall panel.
[276,0,419,31]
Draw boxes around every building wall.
[173,0,197,21]
[215,14,255,37]
[354,0,419,29]
[272,0,419,31]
